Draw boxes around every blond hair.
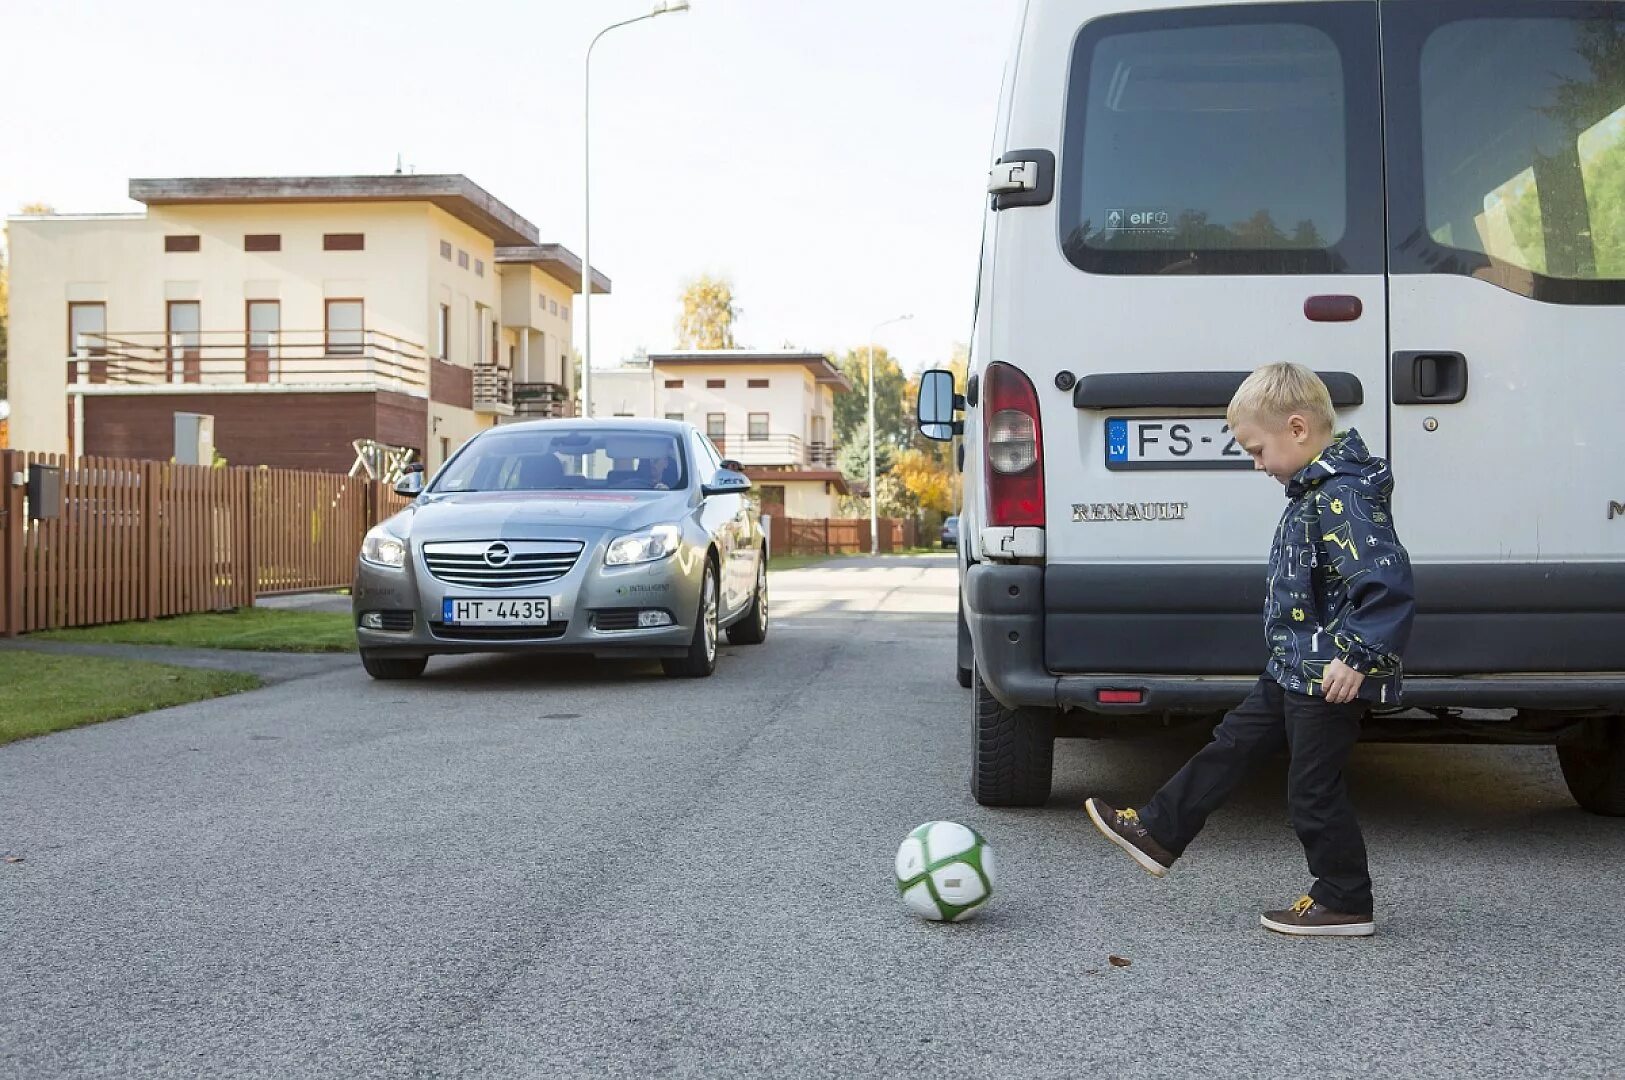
[1227,362,1336,433]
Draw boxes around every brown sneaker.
[1083,798,1174,878]
[1261,895,1375,937]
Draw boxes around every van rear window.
[1059,4,1384,276]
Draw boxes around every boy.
[1085,363,1415,937]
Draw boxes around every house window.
[748,413,770,440]
[665,411,684,422]
[68,301,107,357]
[440,437,451,464]
[164,235,200,252]
[550,300,559,316]
[707,379,726,389]
[490,320,500,366]
[440,240,453,260]
[706,413,726,440]
[323,233,365,251]
[246,300,279,385]
[437,304,451,360]
[665,379,685,389]
[748,378,769,389]
[561,306,569,322]
[167,301,201,384]
[458,249,469,269]
[244,234,281,252]
[325,299,364,356]
[475,258,485,278]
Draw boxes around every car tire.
[663,557,720,678]
[360,652,428,680]
[727,551,769,646]
[970,663,1054,807]
[955,600,973,689]
[1557,719,1625,816]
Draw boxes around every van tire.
[1557,720,1625,816]
[956,601,974,689]
[971,664,1054,807]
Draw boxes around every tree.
[831,346,911,478]
[676,274,740,349]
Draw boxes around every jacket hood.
[1287,429,1392,500]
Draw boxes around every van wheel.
[1557,719,1625,816]
[955,601,973,689]
[361,652,427,680]
[971,664,1054,807]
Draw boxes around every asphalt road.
[3,555,1622,1079]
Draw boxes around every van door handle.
[1392,352,1468,405]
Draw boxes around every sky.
[2,0,1021,373]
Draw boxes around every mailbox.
[27,464,62,521]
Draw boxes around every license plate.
[441,598,551,626]
[1105,416,1249,470]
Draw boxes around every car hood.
[389,490,694,540]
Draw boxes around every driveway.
[3,554,1621,1078]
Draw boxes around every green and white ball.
[894,821,996,922]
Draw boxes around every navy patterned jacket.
[1264,430,1416,704]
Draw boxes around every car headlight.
[360,526,407,569]
[605,524,682,566]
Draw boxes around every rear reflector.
[1097,689,1144,705]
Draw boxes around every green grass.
[0,652,261,746]
[767,554,839,571]
[33,608,357,653]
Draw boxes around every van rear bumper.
[964,562,1625,715]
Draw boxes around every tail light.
[984,361,1044,527]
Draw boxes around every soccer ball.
[894,821,996,922]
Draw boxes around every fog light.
[638,610,674,628]
[360,612,384,630]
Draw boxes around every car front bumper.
[352,529,706,659]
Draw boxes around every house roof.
[647,350,852,392]
[496,244,611,295]
[129,174,540,247]
[742,467,850,496]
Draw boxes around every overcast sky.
[2,0,1021,372]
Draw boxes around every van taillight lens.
[984,361,1044,527]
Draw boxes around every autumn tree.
[676,274,740,349]
[831,346,911,482]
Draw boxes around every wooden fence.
[0,450,410,637]
[766,515,919,556]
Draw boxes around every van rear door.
[1379,0,1625,673]
[1001,1,1390,674]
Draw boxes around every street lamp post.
[867,314,912,556]
[581,0,690,418]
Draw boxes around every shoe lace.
[1290,896,1315,917]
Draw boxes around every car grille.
[593,609,643,631]
[429,622,570,642]
[422,540,584,589]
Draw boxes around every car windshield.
[432,428,688,494]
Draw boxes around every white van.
[917,0,1625,814]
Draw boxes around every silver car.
[352,419,768,680]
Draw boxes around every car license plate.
[441,598,551,626]
[1105,416,1249,470]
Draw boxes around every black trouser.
[1139,677,1373,914]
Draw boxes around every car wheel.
[1557,719,1625,816]
[663,558,720,678]
[361,652,428,680]
[970,663,1054,807]
[727,552,769,645]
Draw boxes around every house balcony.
[65,330,429,397]
[710,433,837,469]
[512,381,573,419]
[473,362,514,416]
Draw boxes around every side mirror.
[720,458,744,473]
[702,468,752,497]
[917,368,962,442]
[393,470,425,497]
